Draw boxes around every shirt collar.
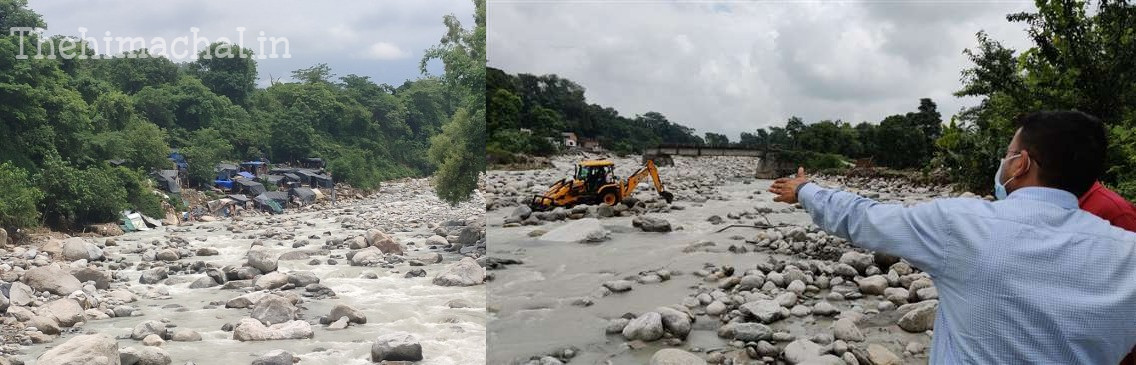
[1006,186,1079,209]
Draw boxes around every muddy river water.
[19,180,486,365]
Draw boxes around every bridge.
[642,144,797,179]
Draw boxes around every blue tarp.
[238,171,255,179]
[215,180,234,190]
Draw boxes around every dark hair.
[1013,111,1107,197]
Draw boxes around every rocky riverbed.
[0,178,487,365]
[486,155,966,365]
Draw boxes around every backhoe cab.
[530,159,674,211]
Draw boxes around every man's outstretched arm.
[769,168,952,276]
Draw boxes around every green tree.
[422,0,486,205]
[181,128,232,187]
[0,162,43,230]
[189,42,257,105]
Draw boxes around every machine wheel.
[601,191,620,206]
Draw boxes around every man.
[1082,181,1136,231]
[769,111,1136,363]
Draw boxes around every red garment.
[1080,182,1136,365]
[1079,181,1136,232]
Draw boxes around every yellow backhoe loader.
[530,159,674,210]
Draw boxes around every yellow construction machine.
[530,159,674,210]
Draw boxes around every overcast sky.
[26,0,474,87]
[488,0,1037,139]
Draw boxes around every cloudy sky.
[26,0,475,87]
[489,0,1037,138]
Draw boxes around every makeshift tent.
[282,173,301,183]
[238,171,255,179]
[294,170,316,184]
[255,191,289,214]
[300,157,325,168]
[240,161,269,176]
[227,194,252,204]
[260,175,284,187]
[152,170,181,193]
[216,163,239,180]
[290,187,316,204]
[309,174,333,188]
[168,151,189,171]
[234,179,267,195]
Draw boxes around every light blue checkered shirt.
[799,183,1136,364]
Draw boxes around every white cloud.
[488,1,1036,139]
[361,41,409,60]
[27,0,474,86]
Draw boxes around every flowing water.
[20,180,486,365]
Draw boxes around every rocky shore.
[486,155,964,365]
[0,178,487,365]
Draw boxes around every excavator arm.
[623,159,674,203]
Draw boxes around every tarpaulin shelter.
[290,187,316,204]
[260,175,285,187]
[152,170,181,193]
[300,157,325,169]
[216,163,239,180]
[309,174,333,188]
[240,161,269,176]
[234,179,267,196]
[238,171,255,179]
[255,191,289,214]
[169,150,188,171]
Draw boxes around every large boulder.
[857,275,888,295]
[37,333,120,365]
[41,298,85,327]
[839,252,875,274]
[130,320,167,341]
[365,229,405,255]
[371,332,424,362]
[432,257,485,286]
[740,299,787,323]
[233,318,313,341]
[350,247,385,266]
[119,346,171,365]
[72,267,112,290]
[254,272,290,290]
[732,323,773,342]
[649,348,706,365]
[62,238,104,261]
[9,281,35,306]
[783,339,826,364]
[23,264,82,295]
[329,304,367,324]
[655,306,692,339]
[632,216,672,232]
[457,226,481,246]
[138,267,168,285]
[539,218,609,243]
[898,301,937,332]
[250,295,297,325]
[246,250,278,273]
[867,344,902,365]
[251,350,294,365]
[622,312,665,341]
[833,317,864,342]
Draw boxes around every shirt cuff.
[797,182,822,210]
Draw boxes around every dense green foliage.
[425,0,487,205]
[938,0,1136,197]
[0,162,43,230]
[487,67,703,155]
[0,0,468,228]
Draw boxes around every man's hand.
[768,167,809,204]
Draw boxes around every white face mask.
[993,153,1029,200]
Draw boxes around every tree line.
[487,0,1136,200]
[0,0,484,231]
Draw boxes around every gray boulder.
[622,312,664,341]
[37,333,119,365]
[62,238,104,261]
[371,332,423,362]
[649,348,706,365]
[432,257,485,286]
[23,264,82,295]
[247,250,278,273]
[329,304,367,324]
[119,346,171,365]
[251,295,297,325]
[632,216,672,232]
[251,350,294,365]
[232,318,314,341]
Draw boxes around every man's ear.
[1015,150,1033,178]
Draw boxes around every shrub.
[0,162,44,230]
